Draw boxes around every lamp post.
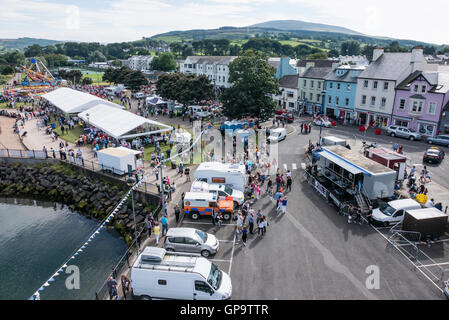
[126,176,140,255]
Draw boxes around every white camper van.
[190,180,245,206]
[372,199,422,226]
[131,247,232,300]
[193,162,247,192]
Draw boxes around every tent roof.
[78,104,172,139]
[97,146,141,157]
[42,87,124,114]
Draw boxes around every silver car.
[163,228,219,258]
[427,134,449,147]
[387,126,422,141]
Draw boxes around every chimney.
[331,62,340,70]
[373,47,384,61]
[411,46,424,72]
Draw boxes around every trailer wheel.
[190,211,200,220]
[222,211,231,221]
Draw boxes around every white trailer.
[131,247,232,300]
[97,147,141,175]
[193,162,247,192]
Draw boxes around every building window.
[428,102,437,115]
[318,82,321,89]
[346,84,351,91]
[328,96,332,104]
[345,98,349,106]
[418,124,434,135]
[414,84,418,92]
[336,97,340,105]
[337,83,341,90]
[395,120,408,127]
[373,81,378,89]
[309,93,313,100]
[311,81,314,88]
[421,85,426,93]
[399,99,406,110]
[381,97,386,108]
[370,96,376,106]
[362,95,367,105]
[364,80,368,88]
[383,82,389,90]
[410,100,424,113]
[329,82,333,89]
[317,94,320,102]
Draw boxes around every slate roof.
[325,66,365,83]
[302,67,333,80]
[279,75,299,88]
[296,59,334,68]
[268,58,281,69]
[396,70,449,93]
[185,56,237,65]
[358,52,414,81]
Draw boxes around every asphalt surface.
[172,118,449,300]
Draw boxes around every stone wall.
[0,162,160,246]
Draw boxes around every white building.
[272,75,299,112]
[180,56,237,88]
[122,55,154,71]
[354,47,436,127]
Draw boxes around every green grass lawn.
[0,101,31,109]
[53,125,84,144]
[0,74,14,86]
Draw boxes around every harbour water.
[0,198,128,300]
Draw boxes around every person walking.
[234,226,240,244]
[160,215,168,237]
[263,216,268,234]
[286,174,292,192]
[241,226,248,246]
[145,216,152,238]
[266,178,272,193]
[281,196,288,214]
[121,274,131,299]
[153,223,161,245]
[258,218,265,237]
[248,211,254,234]
[107,276,118,300]
[174,205,180,223]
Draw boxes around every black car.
[423,147,445,164]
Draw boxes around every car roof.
[272,128,286,133]
[184,192,217,201]
[166,227,197,238]
[389,199,420,209]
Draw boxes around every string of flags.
[29,130,206,300]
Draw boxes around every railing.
[94,205,162,300]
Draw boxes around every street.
[177,119,448,299]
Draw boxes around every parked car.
[313,118,332,128]
[190,180,245,206]
[387,126,422,141]
[423,147,445,164]
[371,199,422,227]
[267,128,287,143]
[276,112,294,123]
[135,92,146,99]
[164,228,219,258]
[427,134,449,147]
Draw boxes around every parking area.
[178,216,237,276]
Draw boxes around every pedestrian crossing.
[277,162,303,171]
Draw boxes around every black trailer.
[403,208,449,240]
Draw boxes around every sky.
[0,0,448,45]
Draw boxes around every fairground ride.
[21,57,61,87]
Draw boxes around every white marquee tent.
[78,104,172,140]
[42,87,124,114]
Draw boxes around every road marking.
[283,164,288,171]
[210,259,232,263]
[292,163,297,170]
[228,235,236,275]
[284,211,378,300]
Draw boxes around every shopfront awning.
[319,149,364,175]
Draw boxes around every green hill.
[0,37,64,52]
[248,20,363,35]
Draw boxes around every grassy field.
[0,74,14,86]
[0,101,31,109]
[53,125,84,144]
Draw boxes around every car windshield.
[409,128,416,132]
[207,263,222,291]
[224,186,233,195]
[195,230,207,243]
[427,150,439,156]
[379,203,396,216]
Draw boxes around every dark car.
[423,147,445,164]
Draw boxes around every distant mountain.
[0,37,64,52]
[248,20,363,35]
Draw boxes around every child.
[153,223,161,245]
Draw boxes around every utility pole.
[130,188,140,255]
[160,163,167,217]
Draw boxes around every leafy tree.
[88,50,107,63]
[361,45,375,61]
[151,52,177,71]
[24,44,43,57]
[125,70,148,91]
[340,40,360,56]
[307,52,329,59]
[65,70,83,84]
[156,73,214,112]
[385,41,408,53]
[328,49,340,58]
[111,59,122,67]
[81,77,93,85]
[220,50,279,121]
[42,53,68,68]
[0,65,14,75]
[423,46,436,55]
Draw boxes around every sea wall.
[0,162,158,246]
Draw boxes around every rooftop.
[302,66,333,80]
[358,52,415,81]
[323,145,395,175]
[279,74,299,88]
[184,56,237,65]
[296,59,334,68]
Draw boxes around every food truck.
[364,147,407,180]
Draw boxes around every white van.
[193,162,247,192]
[188,105,210,118]
[267,128,287,143]
[372,199,422,226]
[131,247,232,300]
[190,180,245,206]
[135,92,146,99]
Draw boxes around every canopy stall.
[78,104,172,140]
[42,87,124,114]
